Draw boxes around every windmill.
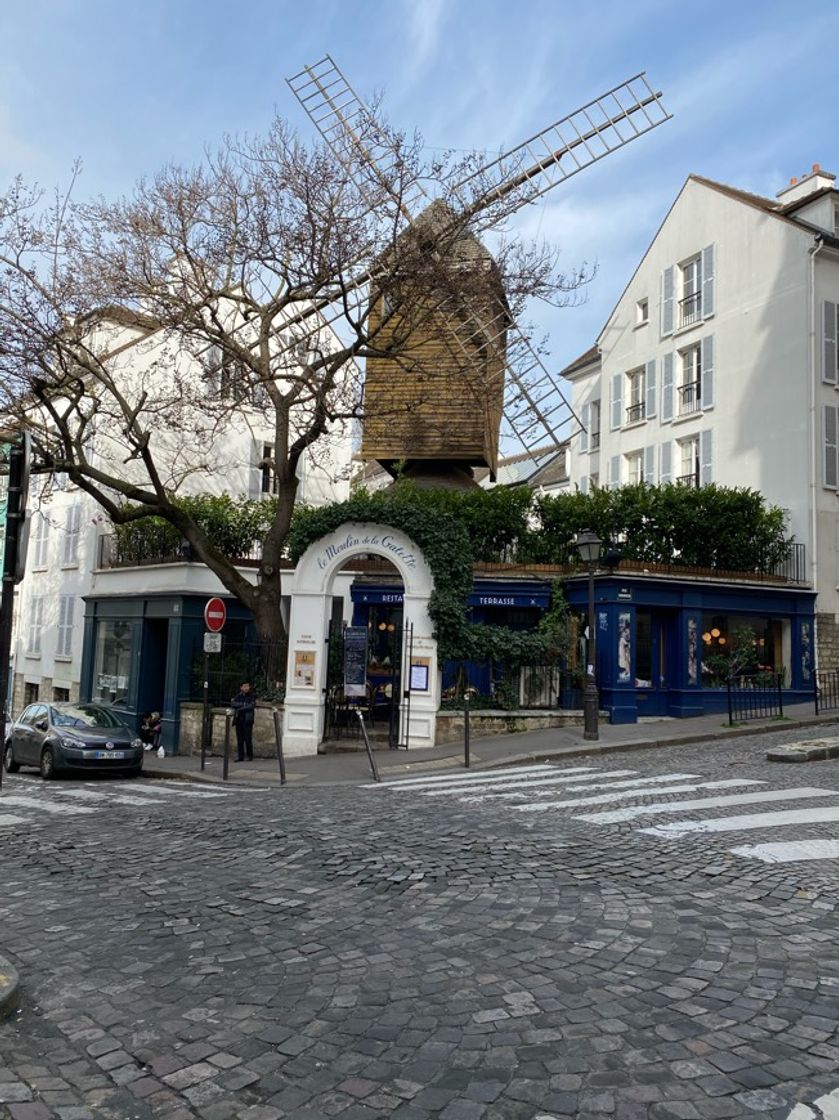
[286,56,671,488]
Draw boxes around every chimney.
[776,164,836,207]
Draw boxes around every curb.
[0,953,19,1021]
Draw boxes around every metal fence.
[726,672,784,725]
[188,638,287,706]
[814,668,839,715]
[443,662,583,711]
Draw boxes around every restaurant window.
[700,614,786,687]
[92,619,134,704]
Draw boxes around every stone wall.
[817,612,839,670]
[435,709,583,744]
[10,675,79,714]
[179,702,281,758]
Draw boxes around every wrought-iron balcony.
[675,471,699,487]
[678,291,702,327]
[678,379,701,415]
[590,430,600,450]
[625,401,646,424]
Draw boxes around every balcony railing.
[678,291,702,327]
[590,430,600,450]
[96,533,262,569]
[675,471,699,487]
[625,401,645,424]
[678,379,701,415]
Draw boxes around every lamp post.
[574,529,602,741]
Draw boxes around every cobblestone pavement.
[3,728,839,1120]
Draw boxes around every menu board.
[343,627,368,697]
[293,650,316,689]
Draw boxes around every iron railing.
[727,672,783,725]
[677,380,701,414]
[625,401,645,424]
[187,638,287,706]
[678,291,702,327]
[676,471,699,488]
[97,533,261,569]
[814,668,839,715]
[443,663,583,711]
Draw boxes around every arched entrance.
[282,523,438,756]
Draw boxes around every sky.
[3,0,839,375]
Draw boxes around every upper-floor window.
[57,595,75,658]
[260,444,277,495]
[32,514,50,568]
[636,298,649,326]
[625,451,644,485]
[626,368,645,424]
[677,435,700,487]
[679,256,702,327]
[27,597,44,655]
[590,400,601,449]
[62,504,81,566]
[678,344,702,416]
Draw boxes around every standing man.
[231,681,256,761]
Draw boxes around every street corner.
[767,737,839,763]
[0,952,20,1021]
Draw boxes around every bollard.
[272,707,287,785]
[464,692,471,769]
[222,711,232,781]
[200,652,210,772]
[355,709,381,783]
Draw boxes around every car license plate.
[94,750,125,759]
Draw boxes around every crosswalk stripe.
[49,788,166,808]
[730,839,839,864]
[421,769,642,798]
[640,801,839,838]
[0,813,29,826]
[513,780,769,813]
[364,765,582,790]
[0,795,95,815]
[462,776,760,804]
[579,784,816,824]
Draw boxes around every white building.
[11,307,357,720]
[565,163,839,663]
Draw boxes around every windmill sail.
[286,57,669,467]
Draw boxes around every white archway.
[282,522,439,755]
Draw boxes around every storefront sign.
[343,627,368,697]
[316,531,418,572]
[617,588,632,600]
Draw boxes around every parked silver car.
[3,702,144,779]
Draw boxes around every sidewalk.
[142,702,839,787]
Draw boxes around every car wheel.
[40,746,57,780]
[3,742,19,773]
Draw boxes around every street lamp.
[574,529,602,741]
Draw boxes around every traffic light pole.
[0,441,27,792]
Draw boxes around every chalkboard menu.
[343,627,368,697]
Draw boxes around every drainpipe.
[808,234,824,668]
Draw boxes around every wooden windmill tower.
[286,58,671,488]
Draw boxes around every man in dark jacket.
[230,681,256,761]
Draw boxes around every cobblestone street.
[3,729,839,1120]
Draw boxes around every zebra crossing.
[0,776,266,827]
[364,763,839,867]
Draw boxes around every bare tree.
[0,113,587,649]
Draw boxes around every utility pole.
[0,433,30,791]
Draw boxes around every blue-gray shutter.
[248,438,263,500]
[580,403,589,452]
[824,405,838,488]
[824,301,837,385]
[645,359,657,419]
[702,244,715,318]
[644,445,655,484]
[700,335,714,409]
[661,353,674,422]
[579,474,589,495]
[661,267,674,335]
[610,374,623,431]
[610,455,620,489]
[660,441,672,484]
[700,429,713,485]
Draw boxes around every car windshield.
[51,705,124,729]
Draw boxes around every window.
[625,450,644,485]
[27,597,44,655]
[625,368,645,424]
[700,614,786,687]
[823,404,838,488]
[32,514,50,568]
[260,443,277,495]
[53,687,70,703]
[679,255,702,327]
[57,595,75,658]
[62,504,81,566]
[93,620,134,704]
[589,472,599,489]
[23,684,39,706]
[636,298,649,325]
[823,301,839,385]
[589,400,601,450]
[678,344,702,416]
[677,436,700,487]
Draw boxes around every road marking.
[640,801,839,838]
[363,765,586,790]
[460,773,714,803]
[50,788,166,807]
[421,769,641,797]
[730,839,839,864]
[513,780,767,813]
[0,795,95,815]
[580,785,814,824]
[0,813,29,826]
[474,779,761,806]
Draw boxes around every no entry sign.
[204,597,227,632]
